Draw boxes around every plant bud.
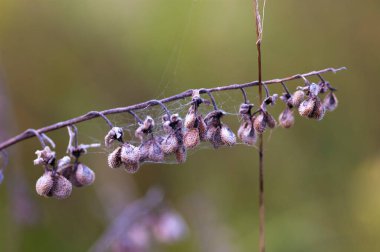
[108,146,122,168]
[279,108,295,128]
[175,146,187,164]
[35,171,54,197]
[220,124,236,146]
[253,113,267,134]
[73,163,95,187]
[120,143,140,164]
[183,128,200,149]
[104,127,123,147]
[51,175,72,199]
[298,97,316,118]
[290,90,305,108]
[323,92,338,111]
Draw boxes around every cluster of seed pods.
[34,126,98,199]
[106,82,338,172]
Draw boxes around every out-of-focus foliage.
[0,0,379,251]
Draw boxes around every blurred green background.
[0,0,379,251]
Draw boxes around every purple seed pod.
[35,171,55,197]
[253,113,267,134]
[183,128,200,149]
[323,91,338,112]
[279,107,295,128]
[298,97,316,118]
[175,145,187,164]
[290,90,305,108]
[108,146,122,169]
[220,124,236,146]
[51,174,72,199]
[120,143,140,165]
[72,163,95,187]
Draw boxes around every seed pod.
[309,97,325,120]
[290,90,305,108]
[175,145,187,164]
[51,175,72,199]
[73,163,95,187]
[279,108,295,128]
[161,134,179,154]
[253,113,267,134]
[184,107,197,129]
[120,143,140,164]
[104,127,124,147]
[135,116,155,141]
[298,97,316,118]
[148,139,165,162]
[138,142,150,162]
[266,113,277,129]
[108,146,122,168]
[36,171,54,197]
[196,115,207,141]
[183,128,200,149]
[323,92,338,112]
[57,156,71,169]
[124,162,140,174]
[238,121,256,145]
[220,124,236,146]
[207,127,224,149]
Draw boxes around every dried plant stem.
[0,67,345,152]
[253,0,266,251]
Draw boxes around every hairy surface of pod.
[161,134,179,154]
[196,115,207,141]
[298,97,316,118]
[175,145,187,163]
[51,175,72,199]
[184,107,196,129]
[238,121,256,145]
[206,126,224,148]
[108,146,122,168]
[183,128,200,149]
[253,113,267,134]
[35,171,54,197]
[220,124,236,146]
[148,139,165,162]
[138,142,150,162]
[120,143,140,164]
[323,92,338,111]
[266,113,277,129]
[104,127,123,147]
[124,162,140,174]
[279,108,295,128]
[73,163,95,187]
[309,97,325,120]
[290,90,305,108]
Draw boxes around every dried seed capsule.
[51,175,72,199]
[148,140,165,162]
[207,127,224,149]
[120,143,140,164]
[104,127,124,147]
[57,156,71,170]
[138,142,150,162]
[220,124,236,146]
[298,97,316,118]
[253,113,267,134]
[184,108,197,129]
[36,171,54,197]
[196,115,207,141]
[279,108,295,128]
[323,92,338,112]
[175,145,187,163]
[108,146,122,168]
[238,121,256,145]
[290,90,305,108]
[309,97,325,120]
[183,128,200,149]
[266,113,277,129]
[161,134,179,154]
[124,162,140,174]
[73,163,95,187]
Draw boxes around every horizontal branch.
[0,67,346,151]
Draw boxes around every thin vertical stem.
[253,0,266,252]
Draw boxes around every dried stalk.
[0,67,345,152]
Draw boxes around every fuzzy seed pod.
[206,126,224,149]
[108,146,122,168]
[124,162,140,174]
[323,92,338,112]
[298,97,316,118]
[120,143,140,164]
[175,146,187,164]
[184,108,197,129]
[34,146,56,166]
[57,156,71,170]
[220,124,236,146]
[148,140,165,162]
[238,121,256,145]
[266,113,277,129]
[138,142,150,162]
[253,113,267,134]
[161,134,179,154]
[290,90,305,108]
[135,116,155,141]
[183,128,200,149]
[196,115,207,141]
[310,97,325,120]
[72,163,95,187]
[104,127,124,147]
[279,108,295,128]
[36,171,54,197]
[51,175,72,199]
